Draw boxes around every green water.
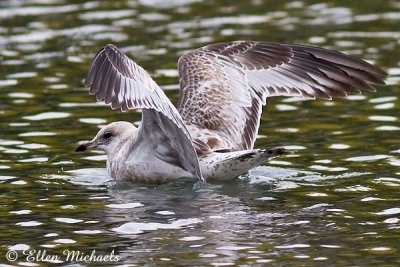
[0,0,399,266]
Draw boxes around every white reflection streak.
[0,4,79,19]
[329,31,400,39]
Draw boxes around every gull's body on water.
[76,41,386,182]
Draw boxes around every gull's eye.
[103,132,113,139]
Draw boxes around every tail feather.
[200,147,290,180]
[231,147,290,162]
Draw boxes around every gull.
[76,41,386,182]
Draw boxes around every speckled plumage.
[77,41,386,182]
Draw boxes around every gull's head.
[76,121,137,155]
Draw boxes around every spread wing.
[83,44,203,181]
[178,41,387,151]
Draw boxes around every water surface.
[0,0,399,266]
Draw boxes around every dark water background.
[0,0,399,266]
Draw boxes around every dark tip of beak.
[76,143,87,152]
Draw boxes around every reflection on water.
[1,0,399,265]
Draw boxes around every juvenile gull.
[76,41,386,182]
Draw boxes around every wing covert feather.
[178,41,386,150]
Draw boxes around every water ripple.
[23,112,70,121]
[0,4,79,18]
[374,208,400,216]
[106,203,144,209]
[345,155,391,162]
[54,217,84,224]
[79,10,136,20]
[112,218,203,235]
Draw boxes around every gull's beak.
[75,141,92,152]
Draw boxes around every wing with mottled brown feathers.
[177,41,386,151]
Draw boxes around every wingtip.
[194,164,205,182]
[104,43,119,52]
[373,76,388,86]
[198,174,206,182]
[367,63,388,77]
[82,78,91,88]
[268,147,292,156]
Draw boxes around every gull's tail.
[199,147,290,180]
